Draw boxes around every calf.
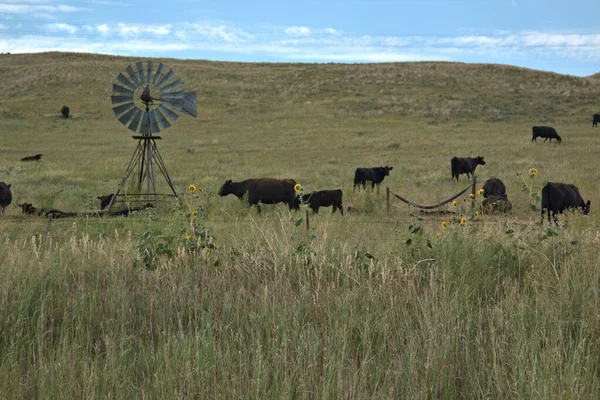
[97,193,116,210]
[593,114,600,128]
[300,189,344,215]
[451,156,485,181]
[21,154,43,162]
[18,203,77,218]
[541,182,590,223]
[353,166,393,193]
[482,177,506,198]
[0,182,12,214]
[61,105,70,119]
[481,195,512,213]
[219,178,298,212]
[532,126,561,143]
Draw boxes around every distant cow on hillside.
[0,182,12,215]
[61,105,70,119]
[593,114,600,127]
[21,154,43,162]
[532,126,561,143]
[451,156,485,181]
[541,182,590,223]
[97,194,116,210]
[299,189,344,215]
[219,178,298,212]
[482,177,506,198]
[353,166,393,193]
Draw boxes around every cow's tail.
[451,158,457,180]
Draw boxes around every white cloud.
[284,26,312,36]
[47,23,77,34]
[0,3,89,14]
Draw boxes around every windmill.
[109,61,196,209]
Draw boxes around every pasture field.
[1,52,600,397]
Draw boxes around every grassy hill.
[1,52,600,397]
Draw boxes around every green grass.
[0,52,600,397]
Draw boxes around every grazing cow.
[482,177,506,198]
[219,178,298,212]
[111,203,154,217]
[299,189,344,215]
[0,182,12,214]
[481,195,512,214]
[97,193,116,210]
[61,105,70,119]
[532,126,561,143]
[541,182,590,223]
[21,154,43,162]
[594,114,600,128]
[353,166,393,193]
[451,156,485,181]
[18,203,77,218]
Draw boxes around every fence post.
[386,187,390,215]
[470,175,477,215]
[305,209,310,232]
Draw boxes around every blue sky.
[0,0,599,76]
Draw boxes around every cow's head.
[584,200,591,215]
[18,203,32,213]
[218,180,233,196]
[556,135,562,143]
[476,156,486,166]
[383,166,393,175]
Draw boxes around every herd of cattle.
[0,119,595,223]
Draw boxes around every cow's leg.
[544,137,548,143]
[338,204,344,216]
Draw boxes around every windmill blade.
[112,102,135,117]
[136,61,145,85]
[128,109,143,132]
[157,69,175,88]
[182,92,197,118]
[139,111,151,135]
[125,65,140,86]
[152,63,166,85]
[112,83,134,97]
[159,79,183,93]
[158,104,180,122]
[161,91,184,100]
[148,111,161,134]
[146,61,154,84]
[118,106,138,126]
[161,99,183,112]
[153,108,172,130]
[111,95,134,104]
[116,73,136,91]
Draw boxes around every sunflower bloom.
[477,189,485,196]
[469,193,475,199]
[188,184,197,193]
[186,235,192,241]
[452,200,458,207]
[294,183,302,193]
[474,211,480,218]
[191,210,197,217]
[528,168,538,177]
[435,233,441,239]
[441,221,447,229]
[460,217,466,225]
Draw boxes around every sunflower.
[441,221,447,229]
[191,210,197,217]
[185,235,192,241]
[474,211,480,218]
[528,168,538,177]
[452,200,458,207]
[294,183,302,193]
[188,184,197,193]
[477,189,485,196]
[460,217,466,225]
[469,193,475,199]
[435,233,441,239]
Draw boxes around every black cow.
[299,189,344,215]
[219,178,298,212]
[541,182,590,223]
[21,154,43,162]
[97,193,116,210]
[451,156,485,181]
[0,182,12,214]
[532,126,561,143]
[353,166,393,193]
[18,203,77,218]
[482,177,506,198]
[111,203,154,217]
[593,114,600,128]
[61,105,70,119]
[481,195,512,214]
